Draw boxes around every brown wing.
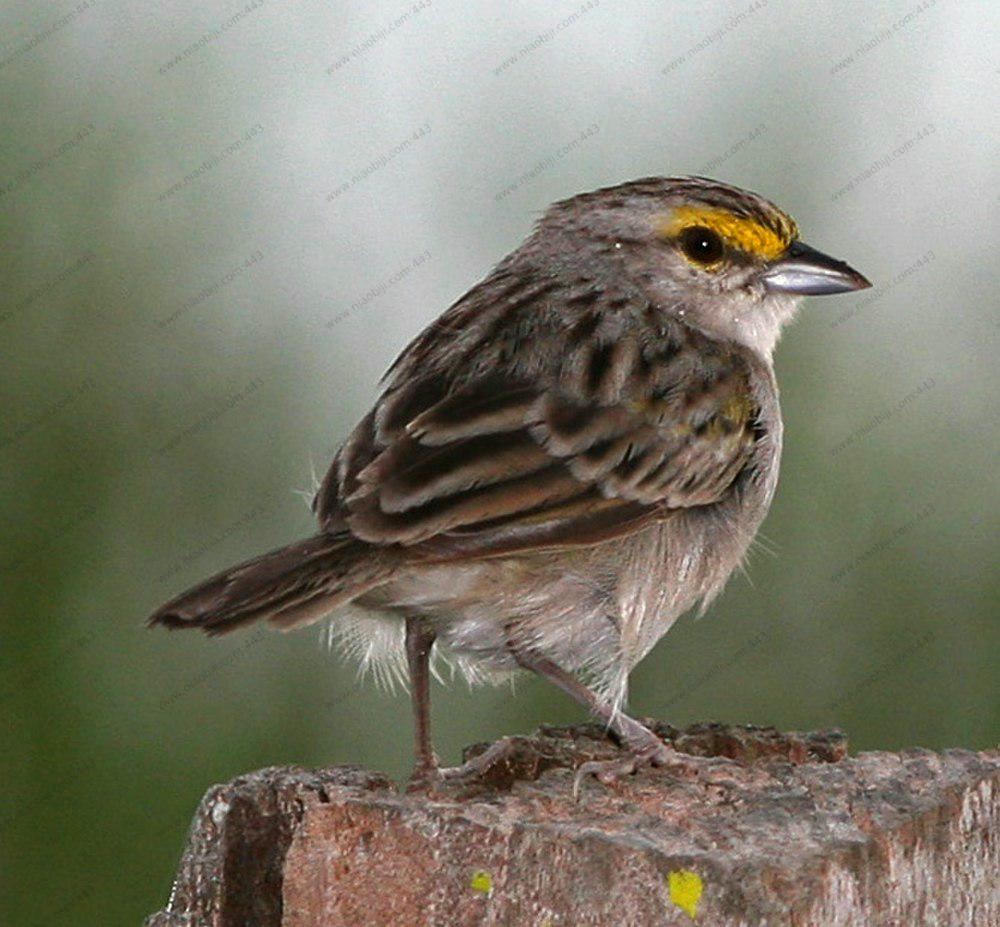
[314,279,762,560]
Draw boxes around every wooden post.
[145,722,1000,926]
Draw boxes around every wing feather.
[314,278,763,559]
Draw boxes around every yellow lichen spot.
[660,205,795,261]
[668,869,703,919]
[470,870,493,895]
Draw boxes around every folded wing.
[315,284,762,560]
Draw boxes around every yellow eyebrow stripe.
[660,205,796,260]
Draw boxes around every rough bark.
[145,722,1000,926]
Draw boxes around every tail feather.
[148,533,394,636]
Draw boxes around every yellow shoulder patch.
[661,205,796,261]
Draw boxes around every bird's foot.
[439,736,523,783]
[572,732,730,800]
[404,757,444,794]
[404,738,530,793]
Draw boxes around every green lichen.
[470,869,493,895]
[668,868,703,918]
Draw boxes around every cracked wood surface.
[145,722,999,926]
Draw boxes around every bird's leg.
[508,649,673,790]
[404,616,439,790]
[441,645,681,789]
[510,648,724,798]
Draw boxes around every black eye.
[678,226,724,265]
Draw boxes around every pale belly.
[339,504,757,709]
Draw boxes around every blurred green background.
[1,0,997,923]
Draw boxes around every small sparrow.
[149,176,870,788]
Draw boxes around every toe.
[572,757,637,799]
[405,761,443,794]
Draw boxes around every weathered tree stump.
[145,722,999,926]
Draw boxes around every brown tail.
[148,533,395,635]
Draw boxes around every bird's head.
[538,176,871,358]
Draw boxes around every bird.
[148,176,870,789]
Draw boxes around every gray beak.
[762,241,871,295]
